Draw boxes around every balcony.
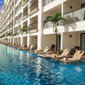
[10,23,13,28]
[16,0,19,4]
[15,17,21,25]
[29,21,38,33]
[23,10,28,20]
[8,0,12,5]
[22,0,28,6]
[64,7,85,24]
[11,5,14,10]
[15,6,22,14]
[44,21,64,28]
[29,1,38,16]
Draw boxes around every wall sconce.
[69,35,72,38]
[70,6,72,9]
[35,37,37,39]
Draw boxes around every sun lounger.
[22,44,31,50]
[31,46,43,53]
[40,49,71,58]
[29,44,34,50]
[37,46,50,54]
[59,50,84,65]
[18,44,26,49]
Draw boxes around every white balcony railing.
[45,21,64,28]
[15,17,21,24]
[64,7,85,24]
[44,0,53,6]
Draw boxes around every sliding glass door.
[81,33,85,51]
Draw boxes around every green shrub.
[57,51,60,54]
[60,50,63,53]
[4,38,8,40]
[20,26,28,32]
[7,33,11,36]
[12,32,18,36]
[0,34,5,38]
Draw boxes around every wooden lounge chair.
[37,46,50,54]
[40,49,71,58]
[15,44,20,48]
[59,50,84,65]
[12,43,16,47]
[29,44,34,50]
[22,44,31,50]
[32,46,43,53]
[18,44,26,49]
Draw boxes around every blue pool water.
[0,44,85,85]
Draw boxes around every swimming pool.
[0,44,85,85]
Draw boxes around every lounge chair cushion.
[52,54,56,58]
[63,58,68,61]
[65,49,69,51]
[77,50,82,54]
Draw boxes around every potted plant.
[12,32,18,36]
[4,38,8,41]
[20,26,28,35]
[7,33,11,36]
[57,50,63,55]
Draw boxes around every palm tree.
[44,12,65,53]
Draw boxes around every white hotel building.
[0,0,85,50]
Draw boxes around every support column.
[21,36,23,46]
[27,0,31,45]
[61,32,64,50]
[13,37,14,43]
[10,37,12,43]
[61,2,64,17]
[27,33,30,45]
[38,0,43,48]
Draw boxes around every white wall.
[17,37,21,45]
[23,37,27,45]
[14,38,17,43]
[63,32,77,49]
[41,34,55,49]
[30,36,37,49]
[77,0,85,8]
[63,31,85,50]
[43,0,67,12]
[11,38,13,43]
[63,1,77,14]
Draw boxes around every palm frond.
[54,12,61,18]
[46,16,53,20]
[59,17,66,23]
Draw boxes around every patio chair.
[59,50,84,65]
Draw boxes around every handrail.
[29,1,38,8]
[64,7,85,15]
[23,10,28,14]
[22,26,28,29]
[22,0,28,2]
[29,21,37,26]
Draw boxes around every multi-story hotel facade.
[0,0,85,50]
